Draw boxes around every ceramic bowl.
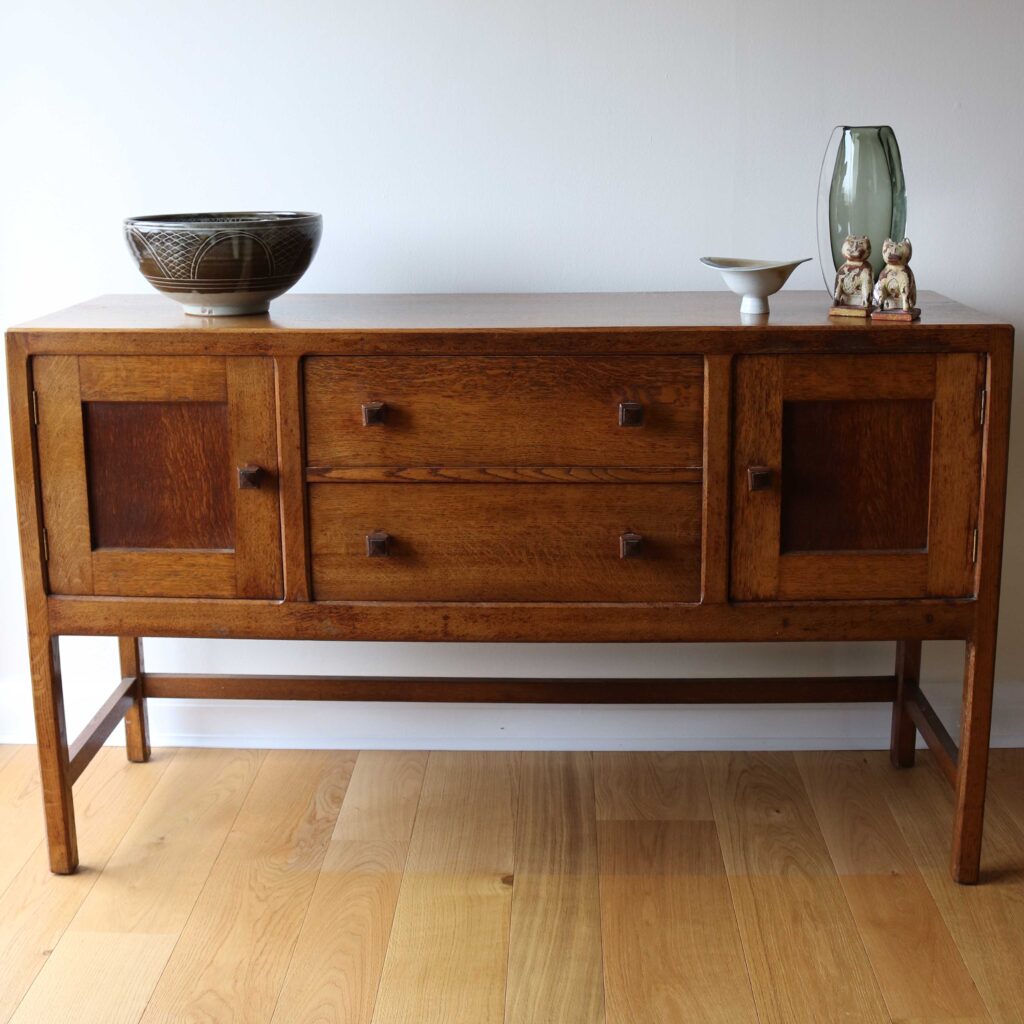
[124,211,322,316]
[699,256,811,316]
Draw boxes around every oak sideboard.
[6,291,1013,882]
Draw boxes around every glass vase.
[816,125,906,290]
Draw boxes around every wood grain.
[0,748,173,1024]
[703,751,889,1023]
[879,752,1024,1022]
[15,750,264,1023]
[120,636,150,764]
[140,750,354,1023]
[227,356,283,598]
[272,839,408,1024]
[310,482,701,603]
[14,289,1007,333]
[594,751,714,821]
[700,354,731,604]
[274,355,311,601]
[796,751,988,1023]
[92,548,237,598]
[333,750,428,842]
[78,354,227,401]
[0,746,46,896]
[305,355,704,468]
[506,752,604,1024]
[730,355,781,600]
[33,355,93,594]
[599,820,758,1024]
[370,751,519,1024]
[83,400,233,550]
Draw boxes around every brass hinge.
[31,390,39,426]
[41,527,49,562]
[972,526,979,565]
[979,387,987,427]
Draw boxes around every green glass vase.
[817,125,906,289]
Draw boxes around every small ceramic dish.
[124,211,322,316]
[699,256,811,316]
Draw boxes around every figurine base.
[829,304,872,318]
[871,307,921,322]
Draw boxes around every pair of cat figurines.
[830,235,920,320]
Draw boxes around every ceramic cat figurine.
[873,237,918,316]
[830,235,874,316]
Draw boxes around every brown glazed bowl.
[124,211,322,315]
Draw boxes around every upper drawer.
[304,356,704,467]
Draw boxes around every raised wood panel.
[309,482,702,602]
[304,355,704,468]
[780,399,932,553]
[78,355,227,401]
[83,401,233,550]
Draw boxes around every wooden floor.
[1,746,1023,1023]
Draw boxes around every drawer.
[304,356,703,468]
[309,483,701,602]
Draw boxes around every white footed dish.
[700,256,811,316]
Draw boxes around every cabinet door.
[731,354,984,601]
[34,355,282,599]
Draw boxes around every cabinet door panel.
[732,353,984,601]
[34,355,282,599]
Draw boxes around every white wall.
[2,0,1023,750]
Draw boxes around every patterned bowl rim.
[124,211,322,229]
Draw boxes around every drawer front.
[309,483,701,602]
[304,356,704,468]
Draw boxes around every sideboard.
[6,291,1012,883]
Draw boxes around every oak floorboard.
[140,749,355,1024]
[0,746,45,898]
[370,751,519,1024]
[273,750,427,1024]
[506,751,604,1024]
[987,750,1024,837]
[333,749,429,841]
[703,751,890,1023]
[10,748,261,1024]
[272,839,407,1024]
[796,751,989,1024]
[876,752,1024,1024]
[0,747,173,1024]
[599,819,757,1024]
[594,750,714,821]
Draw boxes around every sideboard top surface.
[13,290,1009,331]
[9,291,1011,357]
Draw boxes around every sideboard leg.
[889,640,921,768]
[951,637,997,884]
[120,637,151,763]
[30,632,78,874]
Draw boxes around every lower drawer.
[309,483,701,602]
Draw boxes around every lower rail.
[142,672,897,704]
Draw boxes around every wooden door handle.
[362,401,388,426]
[366,531,391,557]
[619,532,644,558]
[747,466,774,492]
[618,401,645,427]
[237,464,263,490]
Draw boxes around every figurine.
[872,238,920,320]
[829,235,874,317]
